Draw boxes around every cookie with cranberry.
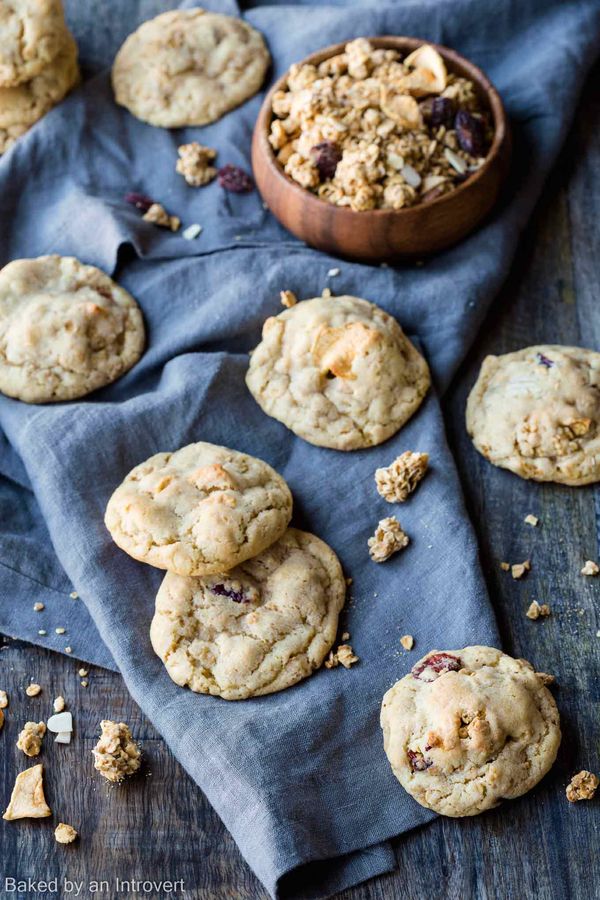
[466,345,600,485]
[150,528,345,699]
[380,646,560,816]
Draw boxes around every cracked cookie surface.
[150,527,345,699]
[112,8,270,128]
[246,295,430,450]
[0,255,144,402]
[380,646,561,817]
[0,30,78,151]
[466,345,600,485]
[105,442,293,576]
[0,0,68,87]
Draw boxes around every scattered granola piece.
[368,516,410,562]
[17,722,46,757]
[345,577,353,586]
[38,630,47,636]
[55,823,78,844]
[280,290,297,308]
[33,602,44,612]
[375,451,429,503]
[566,770,599,802]
[65,647,72,654]
[500,561,510,571]
[321,287,332,298]
[536,672,556,686]
[511,560,531,580]
[176,142,218,187]
[69,591,79,599]
[327,268,340,277]
[0,690,7,708]
[142,202,181,232]
[524,514,539,527]
[400,634,414,651]
[341,631,350,641]
[182,223,202,241]
[78,669,88,678]
[55,627,66,635]
[25,683,41,697]
[526,601,550,620]
[92,720,141,783]
[325,644,359,669]
[81,680,88,688]
[53,696,65,713]
[3,764,51,820]
[581,560,599,576]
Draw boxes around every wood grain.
[252,37,511,262]
[0,48,598,900]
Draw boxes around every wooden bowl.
[252,37,511,261]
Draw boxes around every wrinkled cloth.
[0,0,598,896]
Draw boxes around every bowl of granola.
[252,37,510,261]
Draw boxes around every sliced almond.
[46,711,73,733]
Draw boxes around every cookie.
[150,527,346,699]
[105,442,293,576]
[0,255,145,403]
[246,295,430,450]
[0,0,68,87]
[380,646,561,817]
[112,8,270,128]
[466,345,600,485]
[0,31,78,153]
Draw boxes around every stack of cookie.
[104,442,347,701]
[0,0,79,155]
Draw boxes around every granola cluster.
[375,451,429,503]
[368,516,410,562]
[176,142,218,187]
[92,720,141,783]
[17,721,46,757]
[269,39,491,211]
[566,770,599,802]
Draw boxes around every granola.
[176,142,218,187]
[25,683,42,697]
[17,721,46,757]
[400,634,414,650]
[581,560,599,576]
[375,451,429,502]
[270,39,491,211]
[55,822,78,844]
[526,601,550,620]
[92,720,141,783]
[566,770,599,802]
[325,643,359,669]
[511,560,531,580]
[142,202,180,232]
[368,516,410,562]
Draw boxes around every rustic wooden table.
[1,55,598,900]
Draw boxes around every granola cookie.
[105,442,293,576]
[466,346,600,485]
[380,646,561,817]
[246,295,430,450]
[150,527,345,699]
[0,0,69,87]
[0,30,78,151]
[0,255,145,403]
[112,8,270,128]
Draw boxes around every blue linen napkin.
[0,0,598,895]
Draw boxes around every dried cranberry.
[124,192,155,213]
[536,352,554,368]
[454,109,486,157]
[421,96,455,128]
[211,583,249,603]
[217,165,254,193]
[311,141,342,181]
[407,749,432,772]
[412,652,461,682]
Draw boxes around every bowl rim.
[254,35,509,220]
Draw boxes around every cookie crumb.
[524,514,539,527]
[280,290,297,308]
[566,770,599,802]
[341,631,350,641]
[33,602,44,612]
[327,268,340,277]
[92,720,141,783]
[55,822,78,844]
[17,722,46,757]
[500,561,510,571]
[78,668,88,678]
[55,627,65,635]
[176,142,218,186]
[581,560,599,576]
[2,764,51,820]
[345,577,353,586]
[182,223,203,241]
[526,600,550,620]
[69,591,78,599]
[368,516,409,562]
[325,644,359,669]
[375,451,429,503]
[400,634,414,650]
[25,683,41,697]
[80,680,88,688]
[322,287,332,298]
[65,646,72,654]
[53,696,65,713]
[0,690,8,709]
[536,672,556,686]
[142,202,181,232]
[38,630,47,636]
[511,560,531,580]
